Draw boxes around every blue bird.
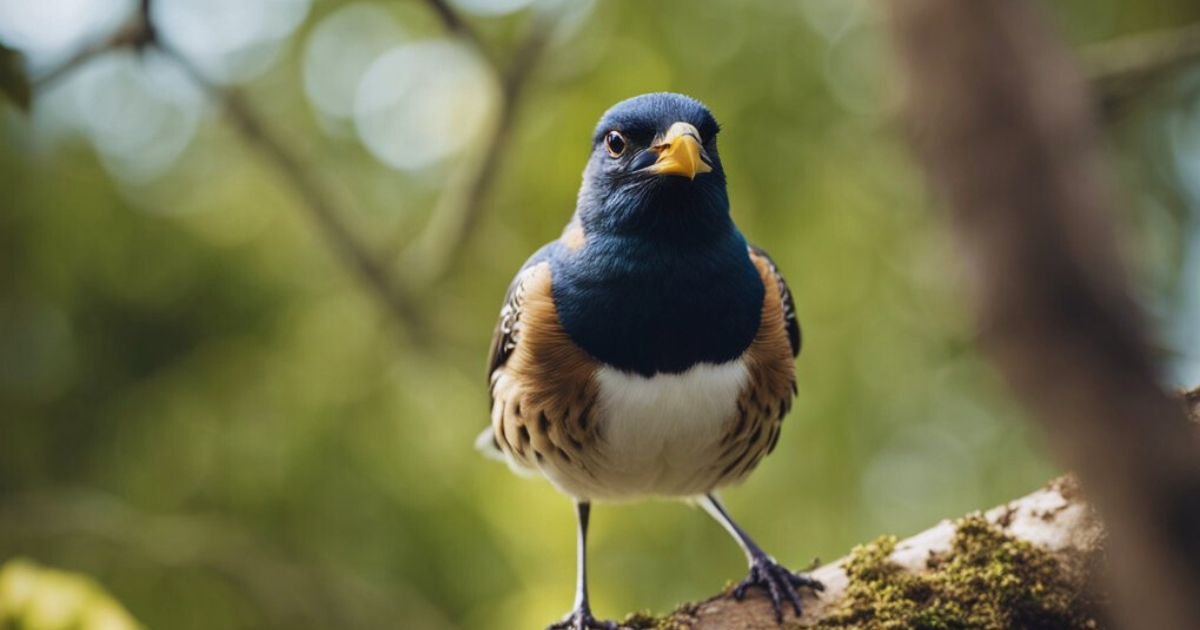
[480,93,821,629]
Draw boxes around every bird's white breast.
[571,360,749,500]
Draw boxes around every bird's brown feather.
[488,262,601,473]
[711,247,799,486]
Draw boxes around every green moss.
[620,610,668,629]
[617,515,1100,630]
[620,605,696,630]
[817,515,1101,630]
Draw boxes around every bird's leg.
[699,494,824,623]
[549,502,619,630]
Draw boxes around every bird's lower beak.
[645,122,713,180]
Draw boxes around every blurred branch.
[30,1,431,345]
[160,44,431,343]
[886,1,1200,629]
[221,87,429,341]
[1083,21,1200,116]
[421,0,487,55]
[25,0,564,344]
[403,16,556,285]
[30,8,154,90]
[0,489,459,630]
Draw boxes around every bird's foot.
[547,605,620,630]
[732,554,824,623]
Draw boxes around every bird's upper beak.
[645,122,713,180]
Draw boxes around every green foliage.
[0,559,144,630]
[818,516,1100,630]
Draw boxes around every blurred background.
[1,0,1199,628]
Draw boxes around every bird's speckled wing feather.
[748,244,800,358]
[701,245,801,488]
[486,245,554,384]
[480,246,554,461]
[487,260,605,480]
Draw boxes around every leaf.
[0,559,146,630]
[0,41,32,112]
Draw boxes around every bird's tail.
[474,427,506,461]
[474,426,539,478]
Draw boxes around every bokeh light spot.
[303,3,406,120]
[0,0,133,71]
[354,39,498,172]
[447,0,538,18]
[152,0,311,83]
[67,50,203,183]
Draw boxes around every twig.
[30,9,153,90]
[219,87,429,341]
[1083,21,1200,115]
[403,15,556,285]
[26,0,560,343]
[421,0,487,55]
[30,0,430,343]
[886,1,1200,628]
[160,44,429,342]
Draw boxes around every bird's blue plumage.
[590,93,720,151]
[548,93,765,376]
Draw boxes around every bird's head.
[575,93,729,238]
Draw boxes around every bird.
[479,92,821,630]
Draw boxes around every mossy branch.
[621,477,1105,630]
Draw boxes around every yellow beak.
[646,122,713,180]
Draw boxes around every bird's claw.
[547,607,620,630]
[732,555,824,623]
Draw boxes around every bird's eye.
[604,131,626,158]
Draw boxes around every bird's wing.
[709,244,800,487]
[748,244,800,357]
[486,245,554,383]
[480,250,550,463]
[482,249,604,483]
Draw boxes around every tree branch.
[402,15,555,285]
[885,1,1200,628]
[26,0,562,340]
[159,44,430,342]
[420,0,487,56]
[631,477,1104,629]
[31,0,431,342]
[1083,21,1200,116]
[30,8,154,90]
